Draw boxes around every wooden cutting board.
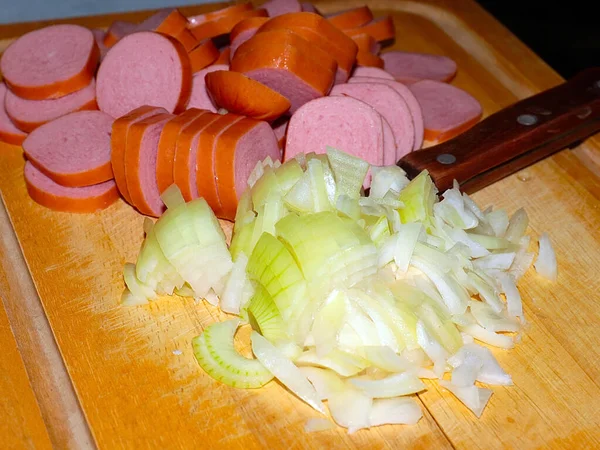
[1,0,600,448]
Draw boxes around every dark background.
[475,0,598,79]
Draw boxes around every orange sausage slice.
[215,46,231,65]
[111,106,167,202]
[156,108,207,194]
[138,9,189,36]
[327,6,373,29]
[343,16,396,43]
[190,9,268,41]
[351,33,380,54]
[187,3,254,27]
[188,39,220,73]
[205,70,291,121]
[103,21,137,47]
[356,50,384,68]
[195,113,245,214]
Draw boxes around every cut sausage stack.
[110,106,280,220]
[0,1,485,218]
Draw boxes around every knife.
[397,67,600,193]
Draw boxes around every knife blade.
[397,67,600,193]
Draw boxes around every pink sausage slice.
[381,51,457,84]
[0,83,27,145]
[96,31,192,118]
[351,66,394,80]
[186,64,229,111]
[103,21,137,47]
[0,25,99,100]
[409,80,482,144]
[5,79,98,133]
[263,0,302,17]
[285,96,384,166]
[348,76,424,150]
[23,110,114,187]
[24,162,118,213]
[330,82,414,160]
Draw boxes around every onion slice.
[534,233,557,281]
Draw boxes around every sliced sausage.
[5,79,97,133]
[351,33,380,54]
[0,25,99,100]
[125,113,174,216]
[103,21,137,47]
[96,31,191,118]
[189,9,268,41]
[356,51,384,68]
[301,2,319,13]
[111,106,168,203]
[327,6,373,29]
[205,70,291,121]
[24,162,118,213]
[344,16,395,43]
[187,3,254,27]
[348,76,424,150]
[285,96,385,166]
[231,31,336,112]
[196,113,245,213]
[330,82,414,160]
[351,67,393,79]
[215,46,232,65]
[187,64,229,111]
[0,83,28,145]
[172,28,199,52]
[409,80,482,144]
[262,0,302,17]
[188,39,220,73]
[156,108,207,194]
[23,111,114,187]
[272,117,289,152]
[229,17,269,57]
[91,29,109,60]
[215,118,281,220]
[173,112,224,202]
[137,8,189,36]
[381,51,457,84]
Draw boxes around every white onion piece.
[394,223,422,273]
[497,273,523,318]
[312,289,346,357]
[337,323,364,349]
[439,380,493,418]
[415,368,438,379]
[486,209,509,237]
[504,208,529,243]
[328,387,373,433]
[296,349,366,377]
[412,258,469,315]
[345,301,381,347]
[462,192,486,222]
[304,418,336,432]
[473,252,516,271]
[350,292,399,351]
[299,367,345,400]
[510,249,535,282]
[450,352,482,387]
[461,333,475,344]
[434,188,479,229]
[203,289,219,306]
[369,397,423,426]
[402,348,429,367]
[370,165,410,198]
[459,324,514,349]
[449,343,512,386]
[251,332,326,414]
[447,228,490,258]
[534,233,557,281]
[452,311,477,327]
[416,320,449,377]
[466,271,504,313]
[247,160,265,188]
[220,252,250,315]
[364,346,411,372]
[350,372,425,398]
[469,301,520,333]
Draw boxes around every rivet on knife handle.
[398,67,600,194]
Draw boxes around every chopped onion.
[328,387,372,433]
[349,371,425,398]
[326,146,369,199]
[486,209,509,237]
[220,253,251,315]
[449,343,512,386]
[393,223,422,273]
[312,289,347,357]
[439,380,493,417]
[299,367,345,400]
[160,184,186,209]
[251,331,326,414]
[416,320,449,377]
[304,418,336,432]
[459,324,514,349]
[469,301,520,332]
[296,348,367,377]
[504,208,529,243]
[364,346,411,372]
[534,233,557,281]
[369,165,410,199]
[369,397,423,426]
[497,273,523,318]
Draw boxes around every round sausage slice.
[187,64,229,111]
[173,112,223,202]
[188,40,220,73]
[229,17,269,58]
[196,113,245,214]
[381,51,457,84]
[330,82,414,160]
[23,111,114,187]
[111,106,168,202]
[156,108,207,194]
[408,80,482,144]
[285,96,385,166]
[5,79,97,133]
[205,70,291,121]
[351,67,393,80]
[0,83,27,146]
[103,21,137,47]
[327,6,373,29]
[189,9,268,42]
[96,31,191,118]
[0,25,99,100]
[137,8,189,36]
[24,162,118,213]
[348,76,424,150]
[215,118,281,220]
[125,113,174,216]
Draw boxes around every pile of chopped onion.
[122,147,557,433]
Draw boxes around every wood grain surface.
[1,0,600,448]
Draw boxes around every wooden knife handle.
[398,67,600,193]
